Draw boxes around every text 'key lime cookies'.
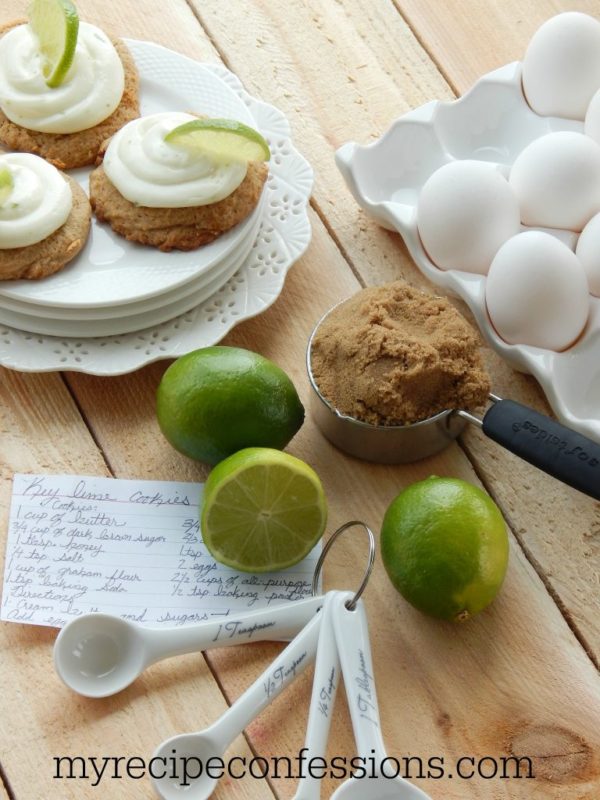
[0,151,90,280]
[90,112,270,251]
[0,0,139,168]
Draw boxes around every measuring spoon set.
[53,523,431,799]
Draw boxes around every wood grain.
[0,772,11,800]
[0,0,599,798]
[393,0,600,660]
[189,0,600,660]
[0,6,275,800]
[396,0,600,94]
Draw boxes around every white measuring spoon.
[54,595,323,698]
[151,610,322,800]
[293,590,345,800]
[331,593,432,800]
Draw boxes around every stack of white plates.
[0,188,265,337]
[0,42,313,370]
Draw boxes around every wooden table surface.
[1,1,599,798]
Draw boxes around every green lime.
[156,346,304,465]
[201,447,327,572]
[381,476,508,622]
[0,166,14,206]
[164,119,270,163]
[28,0,79,88]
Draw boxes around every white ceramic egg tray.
[336,61,600,444]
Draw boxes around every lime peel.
[156,346,304,466]
[28,0,79,88]
[381,476,508,622]
[165,118,270,164]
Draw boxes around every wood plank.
[1,3,599,800]
[0,6,276,799]
[66,173,600,800]
[392,0,600,655]
[0,370,274,800]
[397,0,600,94]
[188,0,600,660]
[0,773,11,800]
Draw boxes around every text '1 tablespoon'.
[151,610,322,800]
[293,590,346,800]
[54,595,323,698]
[331,593,432,799]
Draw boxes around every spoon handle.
[143,595,323,662]
[331,593,387,765]
[293,591,344,800]
[207,608,322,752]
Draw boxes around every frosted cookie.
[89,112,269,252]
[0,152,91,280]
[0,18,139,169]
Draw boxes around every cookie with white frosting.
[0,152,91,280]
[0,19,139,169]
[89,113,268,251]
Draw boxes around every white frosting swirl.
[0,22,125,134]
[102,112,247,208]
[0,153,72,249]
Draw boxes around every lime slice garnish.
[28,0,79,88]
[201,448,327,573]
[164,119,270,163]
[0,166,14,206]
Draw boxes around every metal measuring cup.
[307,306,600,500]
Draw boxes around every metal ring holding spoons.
[311,520,376,610]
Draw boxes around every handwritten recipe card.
[1,474,320,628]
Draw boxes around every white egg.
[522,12,600,120]
[486,231,590,351]
[417,160,521,275]
[576,211,600,297]
[509,132,600,231]
[584,87,600,144]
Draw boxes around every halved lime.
[28,0,79,88]
[201,448,327,573]
[165,119,270,163]
[0,166,14,206]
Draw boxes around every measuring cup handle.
[332,594,387,764]
[482,400,600,500]
[144,595,323,662]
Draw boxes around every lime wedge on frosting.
[28,0,79,88]
[165,119,271,163]
[0,166,14,206]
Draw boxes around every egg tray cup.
[336,61,600,444]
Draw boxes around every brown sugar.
[310,281,491,425]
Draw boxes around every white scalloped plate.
[0,43,259,309]
[336,61,600,444]
[0,54,313,374]
[0,189,265,326]
[0,200,262,336]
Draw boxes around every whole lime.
[381,476,509,622]
[156,346,304,465]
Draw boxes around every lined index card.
[2,474,320,628]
